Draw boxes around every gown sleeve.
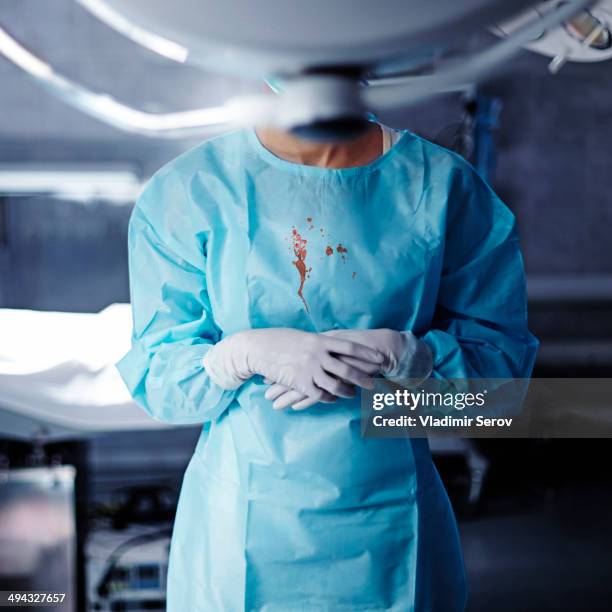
[116,171,237,424]
[421,164,539,383]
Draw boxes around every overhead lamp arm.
[0,25,276,137]
[0,0,594,138]
[365,0,593,113]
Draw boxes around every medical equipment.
[0,1,609,139]
[90,529,170,611]
[0,466,76,612]
[495,1,612,72]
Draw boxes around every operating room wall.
[0,139,177,312]
[477,53,612,276]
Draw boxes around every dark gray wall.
[484,54,612,276]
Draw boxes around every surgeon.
[117,93,538,609]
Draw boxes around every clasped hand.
[203,327,433,411]
[203,328,384,407]
[264,329,433,410]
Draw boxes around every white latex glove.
[326,329,433,380]
[266,329,433,410]
[203,328,384,402]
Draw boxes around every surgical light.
[0,0,606,140]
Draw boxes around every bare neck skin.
[256,123,383,169]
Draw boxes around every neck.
[255,124,383,169]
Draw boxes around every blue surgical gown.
[117,128,538,611]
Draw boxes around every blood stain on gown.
[291,227,311,312]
